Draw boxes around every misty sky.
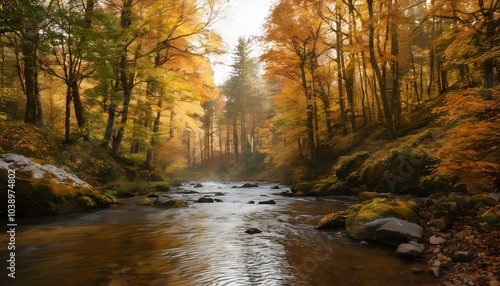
[211,0,275,85]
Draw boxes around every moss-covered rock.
[335,152,370,181]
[152,197,188,208]
[358,146,437,196]
[316,211,347,229]
[0,154,112,217]
[345,198,420,239]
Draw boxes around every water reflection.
[0,182,439,285]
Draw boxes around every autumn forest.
[0,0,499,285]
[0,0,499,180]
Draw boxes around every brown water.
[1,181,440,286]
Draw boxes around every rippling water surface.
[0,181,439,285]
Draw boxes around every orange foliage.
[432,87,500,187]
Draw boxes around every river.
[1,181,439,285]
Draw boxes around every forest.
[1,0,499,182]
[0,1,499,285]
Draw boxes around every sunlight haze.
[211,0,275,85]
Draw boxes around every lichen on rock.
[0,153,112,217]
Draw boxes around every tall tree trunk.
[145,108,160,169]
[21,35,39,125]
[187,131,191,166]
[111,0,133,157]
[103,102,116,146]
[367,0,396,138]
[111,64,132,157]
[300,61,316,159]
[64,87,72,143]
[336,12,347,136]
[390,0,401,126]
[233,116,239,162]
[71,78,89,141]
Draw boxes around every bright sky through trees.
[211,0,275,85]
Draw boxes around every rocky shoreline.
[314,189,499,286]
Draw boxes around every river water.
[1,181,439,286]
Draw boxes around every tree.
[429,0,500,88]
[262,0,331,160]
[366,0,397,138]
[40,0,97,142]
[0,0,50,126]
[96,0,223,157]
[222,37,262,164]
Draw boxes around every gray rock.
[451,251,475,262]
[1,153,90,187]
[396,241,425,258]
[373,218,424,243]
[485,193,500,206]
[247,200,255,204]
[429,235,446,245]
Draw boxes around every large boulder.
[358,146,437,196]
[345,198,420,239]
[0,153,112,217]
[374,218,424,244]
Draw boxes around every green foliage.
[474,208,500,232]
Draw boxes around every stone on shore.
[396,241,425,258]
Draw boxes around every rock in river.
[197,197,215,203]
[259,200,276,204]
[153,197,188,208]
[245,228,262,234]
